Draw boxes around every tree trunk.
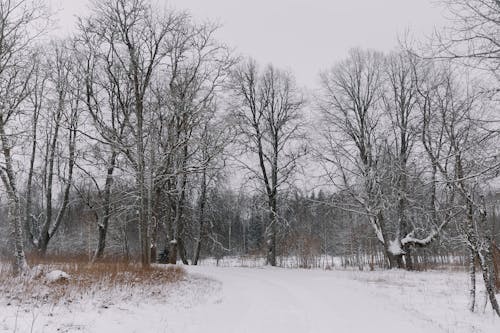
[169,143,190,265]
[178,237,189,264]
[93,153,116,261]
[8,196,28,275]
[493,242,500,292]
[0,119,28,274]
[193,167,208,265]
[469,248,476,312]
[398,150,413,270]
[136,151,150,268]
[376,211,401,269]
[25,105,39,246]
[386,252,402,269]
[267,194,277,266]
[39,100,63,255]
[39,117,77,255]
[168,239,178,264]
[478,251,500,316]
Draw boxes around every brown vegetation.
[0,255,185,305]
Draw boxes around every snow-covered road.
[181,266,440,333]
[2,265,499,332]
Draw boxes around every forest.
[0,0,499,321]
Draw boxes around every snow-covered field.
[0,264,499,332]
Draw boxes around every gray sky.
[50,0,446,88]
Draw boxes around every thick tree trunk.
[399,181,414,270]
[25,106,39,246]
[376,211,402,269]
[192,239,202,266]
[168,239,178,264]
[169,143,190,265]
[193,168,208,266]
[0,119,28,274]
[493,242,500,292]
[136,141,150,268]
[478,251,500,316]
[478,207,500,316]
[150,185,165,264]
[94,221,107,261]
[93,152,116,261]
[178,238,189,264]
[385,252,402,269]
[266,195,277,266]
[405,247,414,270]
[12,203,28,273]
[469,249,477,312]
[6,196,29,275]
[133,82,150,268]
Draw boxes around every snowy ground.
[1,265,499,332]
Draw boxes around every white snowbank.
[45,270,71,282]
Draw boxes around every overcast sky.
[50,0,446,88]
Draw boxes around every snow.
[388,239,405,256]
[45,270,71,282]
[0,264,499,332]
[401,231,436,247]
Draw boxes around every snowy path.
[180,266,441,333]
[2,265,499,332]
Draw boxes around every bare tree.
[79,0,184,267]
[0,0,48,273]
[437,0,500,78]
[231,59,305,266]
[192,118,231,265]
[24,49,47,247]
[380,51,420,268]
[318,49,463,269]
[317,49,397,265]
[31,40,79,255]
[148,20,233,264]
[419,64,500,315]
[76,24,131,261]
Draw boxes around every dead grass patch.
[0,255,185,305]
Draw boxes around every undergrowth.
[0,255,185,305]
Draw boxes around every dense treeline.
[0,0,499,315]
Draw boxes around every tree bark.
[93,152,117,261]
[193,167,208,265]
[267,195,277,266]
[0,118,28,274]
[469,248,477,312]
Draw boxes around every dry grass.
[0,255,186,305]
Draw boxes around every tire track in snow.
[185,266,445,333]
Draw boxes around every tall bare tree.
[24,49,47,247]
[317,49,395,265]
[419,64,500,315]
[76,23,131,261]
[80,0,183,267]
[31,40,79,255]
[0,0,48,273]
[231,60,305,266]
[381,51,420,269]
[192,118,231,265]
